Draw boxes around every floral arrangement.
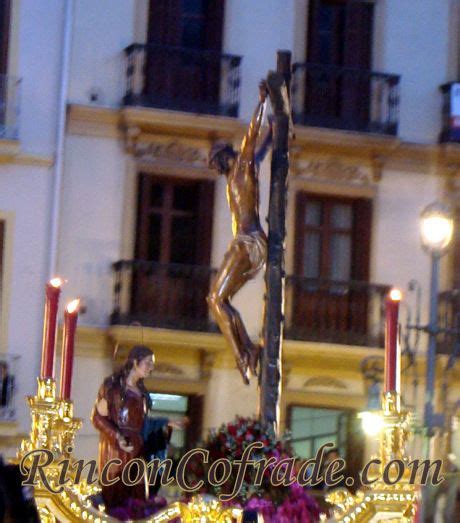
[184,416,321,523]
[108,496,168,521]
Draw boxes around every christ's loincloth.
[231,230,267,278]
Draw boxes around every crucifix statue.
[208,51,292,435]
[207,80,272,385]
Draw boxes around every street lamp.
[419,201,453,452]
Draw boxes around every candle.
[60,299,80,400]
[40,278,63,378]
[384,289,402,394]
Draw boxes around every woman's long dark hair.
[106,345,154,409]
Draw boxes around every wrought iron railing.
[0,75,21,140]
[285,276,391,348]
[111,261,391,347]
[111,260,218,332]
[0,354,19,421]
[123,43,242,117]
[438,289,460,356]
[439,82,460,143]
[291,62,400,135]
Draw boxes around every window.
[288,405,364,486]
[289,193,373,344]
[0,0,10,75]
[149,392,204,452]
[135,174,214,266]
[130,174,214,329]
[149,393,189,452]
[305,0,374,129]
[144,0,225,112]
[294,193,372,282]
[147,0,224,50]
[289,406,347,459]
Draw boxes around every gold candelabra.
[327,391,418,522]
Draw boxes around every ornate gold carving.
[295,157,373,185]
[303,376,347,389]
[328,390,417,522]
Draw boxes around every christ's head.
[208,141,237,175]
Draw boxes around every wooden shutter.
[196,180,215,266]
[343,1,373,68]
[0,0,10,75]
[147,0,182,45]
[307,0,374,68]
[204,0,225,51]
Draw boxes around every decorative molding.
[295,157,373,186]
[152,362,184,376]
[200,350,216,381]
[303,376,347,390]
[131,139,207,167]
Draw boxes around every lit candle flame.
[389,288,402,302]
[49,277,63,288]
[66,299,80,314]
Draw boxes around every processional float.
[15,51,418,522]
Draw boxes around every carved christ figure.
[208,81,271,384]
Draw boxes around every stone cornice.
[66,104,460,182]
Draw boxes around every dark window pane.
[305,201,322,227]
[148,214,162,261]
[173,184,199,212]
[182,18,205,48]
[302,232,321,278]
[170,216,197,263]
[330,233,351,280]
[150,183,164,208]
[183,0,204,15]
[331,203,352,229]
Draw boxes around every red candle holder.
[384,289,402,394]
[40,278,63,379]
[59,299,79,400]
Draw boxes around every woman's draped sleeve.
[91,379,119,447]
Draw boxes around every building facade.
[0,0,459,499]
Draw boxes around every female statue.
[91,345,168,511]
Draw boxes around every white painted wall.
[223,0,296,121]
[0,164,52,430]
[377,0,451,143]
[69,0,136,107]
[15,0,65,155]
[372,169,443,332]
[58,135,128,325]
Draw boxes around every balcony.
[291,63,400,135]
[0,75,21,140]
[111,260,218,332]
[123,43,242,117]
[0,354,19,421]
[285,276,390,348]
[111,261,390,349]
[438,289,460,356]
[439,82,460,143]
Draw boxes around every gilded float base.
[328,392,418,522]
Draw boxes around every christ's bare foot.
[247,343,261,377]
[236,354,250,385]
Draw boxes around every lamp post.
[419,201,454,454]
